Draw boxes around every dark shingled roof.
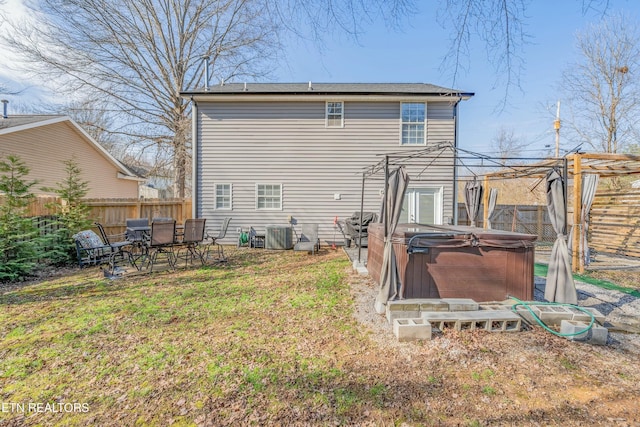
[182,82,474,97]
[0,115,66,130]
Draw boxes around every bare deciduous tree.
[437,0,528,106]
[491,126,525,160]
[2,0,280,197]
[562,12,640,153]
[0,0,618,196]
[1,0,416,197]
[437,0,611,109]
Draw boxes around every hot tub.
[367,223,537,302]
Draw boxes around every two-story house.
[181,83,474,243]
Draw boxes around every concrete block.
[533,305,573,326]
[511,305,538,324]
[479,304,508,311]
[567,307,606,324]
[441,298,479,311]
[422,310,521,332]
[393,318,432,341]
[419,300,450,312]
[386,309,420,324]
[560,320,608,345]
[420,312,461,330]
[386,300,421,311]
[386,300,421,324]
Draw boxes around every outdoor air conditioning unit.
[265,225,293,250]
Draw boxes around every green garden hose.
[239,232,249,245]
[509,296,596,337]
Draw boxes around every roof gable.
[0,115,139,179]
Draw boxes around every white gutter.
[117,172,146,182]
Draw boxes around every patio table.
[126,223,185,270]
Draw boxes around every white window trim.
[399,102,427,146]
[255,183,283,210]
[214,183,232,210]
[325,101,344,128]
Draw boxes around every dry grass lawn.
[1,248,639,426]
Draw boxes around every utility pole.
[554,101,561,157]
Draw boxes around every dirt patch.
[348,266,640,425]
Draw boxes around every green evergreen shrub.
[0,155,41,281]
[42,158,93,265]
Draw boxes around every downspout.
[191,97,198,218]
[452,99,460,225]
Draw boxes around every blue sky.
[273,0,638,155]
[1,0,637,156]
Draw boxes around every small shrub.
[41,157,92,265]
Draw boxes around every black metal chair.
[152,217,173,223]
[205,217,232,262]
[176,218,207,266]
[124,218,150,269]
[142,220,177,272]
[125,218,149,242]
[72,229,113,268]
[94,222,135,274]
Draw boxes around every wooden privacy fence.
[589,189,640,258]
[6,196,192,235]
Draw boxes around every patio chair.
[152,216,174,223]
[294,223,320,255]
[204,217,232,262]
[175,218,207,266]
[125,218,149,242]
[72,229,113,268]
[94,222,135,273]
[142,220,177,272]
[124,218,150,268]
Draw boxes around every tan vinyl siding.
[197,100,457,241]
[0,122,138,198]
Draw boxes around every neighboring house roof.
[181,82,474,100]
[0,115,142,181]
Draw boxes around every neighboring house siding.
[197,100,457,242]
[0,122,138,198]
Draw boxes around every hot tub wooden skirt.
[368,223,536,302]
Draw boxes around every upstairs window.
[401,102,426,145]
[326,101,344,128]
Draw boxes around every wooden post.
[572,154,582,273]
[537,205,543,239]
[483,175,489,229]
